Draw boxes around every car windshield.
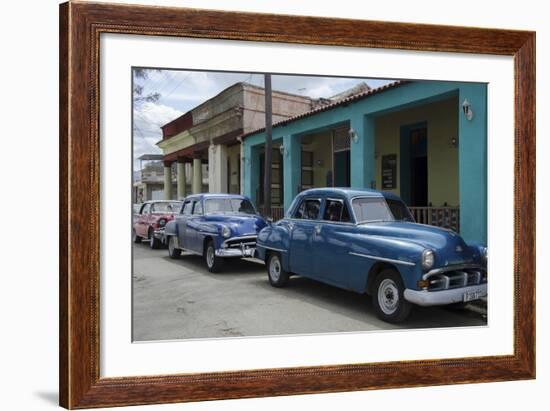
[352,197,394,223]
[386,199,415,222]
[152,202,181,213]
[204,198,256,215]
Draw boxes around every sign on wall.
[382,154,397,189]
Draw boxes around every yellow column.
[163,164,172,200]
[192,158,202,194]
[177,161,186,199]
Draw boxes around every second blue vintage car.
[164,193,268,272]
[256,188,488,323]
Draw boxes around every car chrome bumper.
[215,247,256,258]
[153,228,166,241]
[404,284,487,306]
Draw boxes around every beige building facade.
[157,82,323,199]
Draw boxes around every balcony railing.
[408,206,460,232]
[259,206,460,232]
[257,207,286,221]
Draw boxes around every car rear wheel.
[167,236,181,259]
[132,229,141,244]
[267,253,289,287]
[205,240,224,273]
[372,269,412,323]
[148,228,160,249]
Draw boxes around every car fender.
[164,220,178,237]
[257,220,292,271]
[346,234,425,292]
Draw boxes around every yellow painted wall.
[301,131,333,188]
[226,144,241,193]
[374,97,459,206]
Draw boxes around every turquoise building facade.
[242,81,487,244]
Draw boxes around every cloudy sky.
[132,68,393,169]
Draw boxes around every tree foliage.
[133,68,161,104]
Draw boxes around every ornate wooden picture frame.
[59,1,535,408]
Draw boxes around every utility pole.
[263,73,273,218]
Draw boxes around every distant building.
[133,154,177,203]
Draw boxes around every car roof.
[182,193,249,201]
[143,199,182,203]
[299,187,401,201]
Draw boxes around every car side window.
[141,203,150,214]
[322,199,352,223]
[149,203,155,213]
[181,200,192,215]
[192,200,203,215]
[323,199,343,222]
[294,199,321,220]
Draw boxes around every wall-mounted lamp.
[349,128,359,144]
[451,136,459,148]
[279,145,289,157]
[462,99,474,121]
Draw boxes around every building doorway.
[332,127,351,187]
[400,123,428,206]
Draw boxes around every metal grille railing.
[258,207,285,221]
[409,206,460,232]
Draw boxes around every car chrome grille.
[427,269,486,291]
[223,236,257,249]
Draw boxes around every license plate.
[463,290,482,302]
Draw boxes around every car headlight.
[158,218,167,227]
[421,249,435,271]
[221,226,231,238]
[481,246,488,264]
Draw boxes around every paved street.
[132,243,487,341]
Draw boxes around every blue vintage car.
[256,188,487,322]
[164,194,268,272]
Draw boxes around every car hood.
[356,221,475,265]
[205,214,267,235]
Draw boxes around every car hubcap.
[269,257,281,282]
[378,279,399,315]
[206,246,215,267]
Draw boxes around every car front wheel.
[372,269,412,323]
[132,229,141,244]
[167,236,181,259]
[267,253,289,287]
[205,240,224,273]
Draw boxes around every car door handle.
[315,225,322,235]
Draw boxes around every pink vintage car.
[132,200,182,249]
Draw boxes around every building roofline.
[161,81,245,131]
[160,81,317,132]
[240,80,407,139]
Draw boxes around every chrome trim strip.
[286,217,355,226]
[198,231,219,236]
[258,245,288,253]
[349,251,416,266]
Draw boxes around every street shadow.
[248,276,486,330]
[34,391,58,406]
[160,253,265,277]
